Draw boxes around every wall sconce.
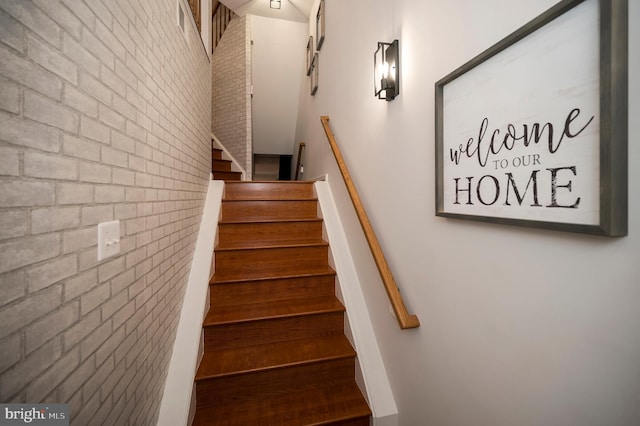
[374,40,400,101]
[270,0,281,9]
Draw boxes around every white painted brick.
[0,234,60,276]
[32,0,83,39]
[100,64,126,98]
[100,357,126,401]
[26,346,79,402]
[73,390,100,426]
[94,325,124,367]
[58,356,94,401]
[0,270,26,307]
[27,33,78,85]
[82,25,115,69]
[112,168,135,186]
[83,0,113,30]
[60,0,95,30]
[0,338,62,401]
[26,255,77,293]
[0,211,27,239]
[79,318,111,360]
[62,134,100,161]
[95,185,125,203]
[24,91,79,133]
[0,334,21,374]
[80,116,111,144]
[31,207,80,234]
[78,247,98,272]
[113,325,136,364]
[135,172,152,188]
[0,180,55,207]
[79,72,113,106]
[125,187,144,202]
[98,256,125,283]
[95,20,126,62]
[80,281,110,315]
[0,79,20,114]
[63,309,99,350]
[0,0,61,49]
[128,155,145,172]
[0,111,61,153]
[125,217,145,235]
[114,203,135,220]
[0,285,62,339]
[0,8,25,52]
[125,247,146,269]
[64,85,99,118]
[101,146,128,167]
[0,44,62,100]
[56,182,94,205]
[64,269,98,301]
[112,94,137,122]
[24,151,78,180]
[78,161,112,183]
[25,302,79,353]
[62,32,100,77]
[81,205,113,226]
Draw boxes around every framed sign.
[435,0,628,236]
[306,35,314,76]
[316,0,325,50]
[310,53,318,95]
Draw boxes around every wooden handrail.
[320,116,420,329]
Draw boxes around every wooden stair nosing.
[203,296,345,327]
[215,240,329,252]
[210,268,336,285]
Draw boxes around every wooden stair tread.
[216,239,328,250]
[205,295,345,325]
[212,264,335,282]
[219,217,323,225]
[192,380,371,426]
[210,268,336,285]
[196,334,355,379]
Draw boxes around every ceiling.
[220,0,314,22]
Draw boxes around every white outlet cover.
[97,220,120,261]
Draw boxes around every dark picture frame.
[310,53,318,95]
[435,0,628,236]
[306,35,314,76]
[316,0,325,50]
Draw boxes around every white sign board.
[435,0,628,236]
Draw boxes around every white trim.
[212,133,248,180]
[314,180,399,426]
[157,179,224,426]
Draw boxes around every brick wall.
[0,0,211,424]
[211,15,252,177]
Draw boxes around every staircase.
[212,146,242,181]
[192,181,372,425]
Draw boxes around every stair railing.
[320,116,420,330]
[212,1,236,53]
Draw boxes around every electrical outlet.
[97,220,120,261]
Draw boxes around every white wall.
[295,1,640,425]
[251,15,307,155]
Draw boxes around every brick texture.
[212,16,253,177]
[0,0,211,424]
